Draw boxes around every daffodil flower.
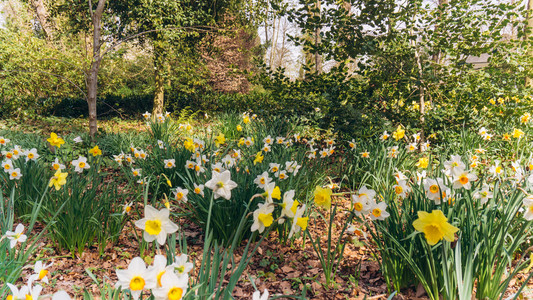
[204,170,238,200]
[47,133,65,148]
[314,186,332,210]
[115,257,156,300]
[135,205,179,245]
[89,145,102,156]
[152,271,188,300]
[72,156,90,173]
[9,168,22,180]
[5,223,27,248]
[252,289,269,300]
[251,203,274,233]
[413,210,459,245]
[288,204,308,238]
[254,171,272,189]
[29,260,53,284]
[49,169,68,191]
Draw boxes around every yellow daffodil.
[416,157,429,169]
[314,186,332,210]
[47,133,65,148]
[236,125,242,131]
[253,151,264,165]
[89,145,102,156]
[503,133,511,141]
[183,138,195,152]
[520,113,531,124]
[413,210,459,245]
[393,126,405,141]
[49,170,68,191]
[512,128,524,139]
[214,134,226,147]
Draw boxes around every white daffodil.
[116,257,156,300]
[262,144,271,153]
[193,183,205,197]
[6,283,27,299]
[51,158,66,171]
[416,170,427,185]
[254,171,272,189]
[522,196,533,221]
[251,203,274,233]
[473,184,493,205]
[135,205,179,245]
[489,160,504,178]
[406,142,417,152]
[5,223,27,248]
[149,254,170,288]
[276,170,288,180]
[185,160,196,170]
[9,168,22,180]
[73,136,83,143]
[269,163,280,173]
[452,169,478,190]
[424,178,450,204]
[52,291,72,300]
[0,136,10,146]
[443,155,465,175]
[211,162,225,173]
[288,204,308,238]
[393,180,411,199]
[262,182,281,203]
[348,139,356,150]
[204,170,238,200]
[369,202,390,220]
[164,159,176,169]
[24,148,39,162]
[29,260,53,283]
[171,254,194,278]
[285,161,301,174]
[279,190,298,224]
[152,271,188,300]
[351,193,370,216]
[263,135,273,145]
[244,137,254,147]
[72,156,90,173]
[252,289,269,300]
[11,145,23,159]
[393,169,408,183]
[354,186,376,204]
[173,187,189,203]
[131,168,141,177]
[123,202,133,214]
[2,159,13,173]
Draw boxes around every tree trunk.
[87,0,106,140]
[153,65,165,116]
[314,0,322,74]
[30,0,54,41]
[152,43,165,115]
[526,0,533,87]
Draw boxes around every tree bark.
[152,42,166,115]
[87,0,106,140]
[30,0,54,41]
[314,0,322,74]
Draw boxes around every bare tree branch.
[100,26,223,58]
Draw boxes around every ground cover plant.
[1,110,532,300]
